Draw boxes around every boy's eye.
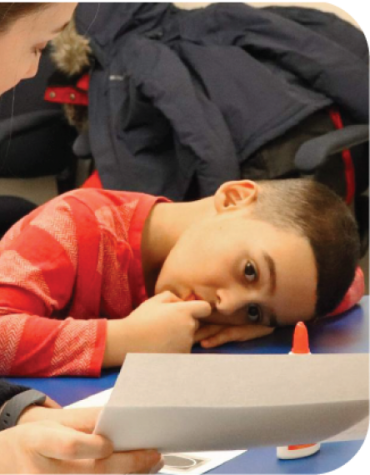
[244,261,257,282]
[247,303,262,323]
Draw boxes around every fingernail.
[149,458,165,475]
[148,450,161,463]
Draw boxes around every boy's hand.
[104,291,212,366]
[194,324,275,348]
[123,291,212,352]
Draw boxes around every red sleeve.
[82,170,102,189]
[0,197,106,377]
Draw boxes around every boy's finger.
[177,300,212,318]
[201,325,274,348]
[194,324,223,343]
[153,290,182,303]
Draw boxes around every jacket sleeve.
[0,380,29,409]
[230,4,368,123]
[0,197,107,377]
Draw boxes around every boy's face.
[155,182,317,328]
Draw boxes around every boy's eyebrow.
[263,252,276,295]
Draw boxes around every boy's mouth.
[185,292,201,301]
[185,292,216,311]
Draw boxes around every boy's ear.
[214,180,259,212]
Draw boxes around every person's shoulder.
[0,380,29,407]
[59,189,153,211]
[37,189,167,239]
[57,189,158,237]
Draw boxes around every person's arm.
[103,291,212,367]
[0,311,107,377]
[0,380,30,408]
[0,424,162,474]
[0,198,106,377]
[0,194,211,376]
[0,381,65,432]
[0,290,211,376]
[0,392,163,473]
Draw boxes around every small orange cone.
[277,322,321,459]
[291,321,310,354]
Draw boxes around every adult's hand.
[0,420,162,474]
[19,405,102,433]
[130,458,164,475]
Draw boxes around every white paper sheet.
[67,388,112,409]
[325,416,369,442]
[95,353,369,452]
[160,451,245,475]
[67,389,246,474]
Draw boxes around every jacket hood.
[50,17,91,76]
[49,3,176,130]
[49,18,90,131]
[51,3,175,74]
[74,3,175,64]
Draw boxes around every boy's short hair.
[251,179,360,318]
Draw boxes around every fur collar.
[50,18,91,131]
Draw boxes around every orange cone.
[277,322,321,459]
[291,321,310,354]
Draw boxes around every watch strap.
[0,389,46,430]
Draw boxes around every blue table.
[6,298,369,474]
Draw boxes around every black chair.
[295,124,369,257]
[0,47,78,237]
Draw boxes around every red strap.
[45,86,88,106]
[329,109,356,204]
[44,74,90,106]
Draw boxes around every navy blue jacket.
[76,3,368,200]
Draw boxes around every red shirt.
[0,189,166,377]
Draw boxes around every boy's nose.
[215,288,244,315]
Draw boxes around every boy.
[0,179,360,376]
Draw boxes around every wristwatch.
[0,389,46,431]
